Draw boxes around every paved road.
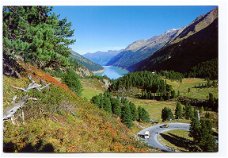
[138,123,190,152]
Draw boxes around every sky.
[53,6,216,55]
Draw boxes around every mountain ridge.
[131,8,218,75]
[106,29,179,69]
[71,50,104,72]
[83,50,122,66]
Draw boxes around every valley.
[3,6,218,153]
[81,75,218,152]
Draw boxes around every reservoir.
[94,66,129,79]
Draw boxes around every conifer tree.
[121,104,133,128]
[129,102,137,121]
[161,107,173,121]
[199,119,217,151]
[184,104,194,120]
[111,98,121,117]
[175,102,182,119]
[3,6,75,68]
[103,96,112,113]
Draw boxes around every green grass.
[128,97,176,122]
[166,78,218,100]
[158,129,194,152]
[81,78,106,100]
[128,97,190,125]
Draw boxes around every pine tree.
[129,102,137,121]
[199,119,217,151]
[103,96,112,113]
[63,69,82,95]
[190,109,201,142]
[91,95,100,107]
[3,6,75,68]
[140,108,150,122]
[184,104,194,120]
[111,98,121,117]
[121,104,133,128]
[161,107,173,121]
[175,102,182,119]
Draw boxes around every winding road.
[137,123,190,152]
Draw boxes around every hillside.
[132,8,218,76]
[83,50,121,66]
[71,50,104,72]
[106,29,179,70]
[3,63,155,153]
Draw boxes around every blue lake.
[94,66,129,79]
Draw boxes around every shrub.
[63,69,82,95]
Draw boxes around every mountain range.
[83,50,121,66]
[106,29,180,69]
[82,8,218,78]
[70,50,104,72]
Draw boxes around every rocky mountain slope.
[83,50,121,66]
[71,50,104,72]
[106,29,179,70]
[132,8,218,74]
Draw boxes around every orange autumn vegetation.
[19,62,75,96]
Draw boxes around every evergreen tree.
[175,102,182,119]
[199,119,217,151]
[140,107,150,122]
[184,104,194,120]
[103,96,112,113]
[3,6,75,68]
[129,102,138,121]
[63,69,82,95]
[91,95,100,107]
[190,110,201,142]
[111,98,121,117]
[161,107,173,121]
[121,104,133,128]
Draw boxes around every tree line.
[91,92,150,128]
[159,70,183,82]
[109,71,176,101]
[161,102,201,121]
[178,93,218,112]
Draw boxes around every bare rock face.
[102,78,111,89]
[75,67,92,78]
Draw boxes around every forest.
[109,71,176,100]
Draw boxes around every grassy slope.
[166,78,218,99]
[158,130,194,152]
[81,78,106,100]
[3,66,156,152]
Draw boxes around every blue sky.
[53,6,216,54]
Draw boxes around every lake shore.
[92,69,105,74]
